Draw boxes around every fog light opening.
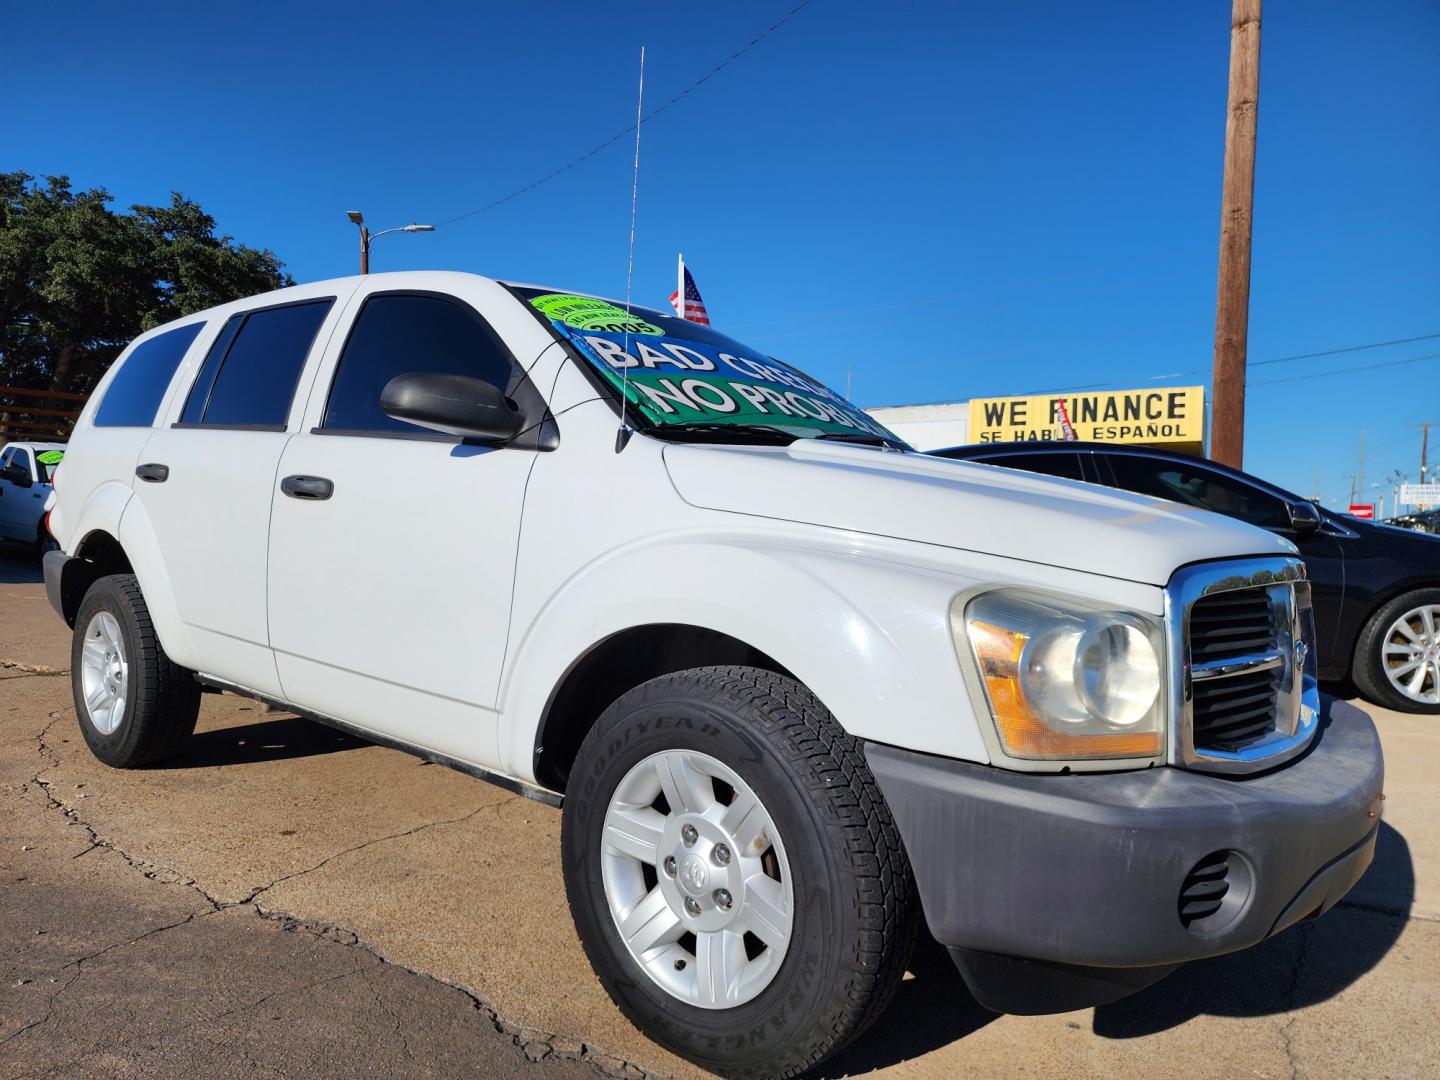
[1178,850,1253,935]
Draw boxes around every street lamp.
[346,211,435,274]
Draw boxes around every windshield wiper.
[648,424,798,445]
[814,431,908,451]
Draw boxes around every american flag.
[669,257,710,325]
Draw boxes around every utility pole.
[1415,421,1433,483]
[1357,429,1365,502]
[1209,0,1262,469]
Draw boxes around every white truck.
[0,440,65,548]
[43,272,1384,1079]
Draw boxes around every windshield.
[35,449,63,483]
[514,287,906,448]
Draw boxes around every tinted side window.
[178,314,244,424]
[9,448,33,477]
[93,323,205,427]
[187,300,333,427]
[1106,455,1289,529]
[323,294,517,434]
[980,451,1084,481]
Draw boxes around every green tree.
[0,171,291,396]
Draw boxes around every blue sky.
[6,0,1437,510]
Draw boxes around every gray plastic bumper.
[43,548,71,623]
[865,696,1384,1013]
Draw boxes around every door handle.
[135,463,169,483]
[281,475,334,501]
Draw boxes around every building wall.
[865,402,969,451]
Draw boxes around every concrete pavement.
[2,541,1437,1078]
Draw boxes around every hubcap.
[80,611,128,734]
[1382,603,1440,705]
[600,749,794,1009]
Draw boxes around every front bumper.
[865,696,1384,1013]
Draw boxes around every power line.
[1249,350,1440,387]
[1034,330,1440,396]
[434,0,816,228]
[1143,330,1440,381]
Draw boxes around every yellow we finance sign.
[968,386,1205,453]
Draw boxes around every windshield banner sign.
[529,294,890,438]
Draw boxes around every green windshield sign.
[529,294,891,439]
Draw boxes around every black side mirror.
[2,461,32,487]
[380,372,525,442]
[1288,501,1322,534]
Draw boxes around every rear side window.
[322,293,517,434]
[979,451,1085,481]
[180,299,333,428]
[93,323,204,427]
[1105,454,1290,529]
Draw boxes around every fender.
[115,493,198,670]
[495,530,995,782]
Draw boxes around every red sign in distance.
[1348,504,1375,520]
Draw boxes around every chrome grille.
[1188,589,1277,659]
[1165,558,1320,775]
[1188,588,1282,752]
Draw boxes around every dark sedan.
[931,441,1440,714]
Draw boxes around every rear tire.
[561,666,917,1079]
[70,574,201,766]
[1352,588,1440,714]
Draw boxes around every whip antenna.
[617,45,646,453]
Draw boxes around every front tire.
[561,666,917,1079]
[70,574,202,766]
[1352,588,1440,713]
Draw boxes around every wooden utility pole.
[1209,0,1262,469]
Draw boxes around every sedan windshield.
[514,287,907,449]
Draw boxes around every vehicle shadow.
[0,541,42,584]
[807,931,997,1076]
[1092,820,1413,1038]
[152,712,370,769]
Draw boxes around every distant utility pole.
[1357,429,1365,501]
[1209,0,1262,469]
[1415,421,1434,483]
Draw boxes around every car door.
[1096,452,1347,668]
[0,447,29,539]
[130,287,352,696]
[265,279,555,770]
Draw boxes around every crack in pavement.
[0,659,67,677]
[236,796,518,907]
[17,709,669,1080]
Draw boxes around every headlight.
[953,590,1166,762]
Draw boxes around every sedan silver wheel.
[600,749,794,1010]
[80,611,129,734]
[1382,603,1440,705]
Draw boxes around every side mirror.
[2,461,32,487]
[1288,501,1322,534]
[380,372,525,442]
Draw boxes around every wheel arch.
[531,623,792,792]
[53,528,134,627]
[497,538,991,788]
[1347,577,1440,671]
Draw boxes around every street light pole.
[347,211,435,274]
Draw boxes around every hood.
[662,440,1296,587]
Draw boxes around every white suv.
[44,271,1384,1078]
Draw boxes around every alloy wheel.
[80,611,129,734]
[1382,603,1440,706]
[600,749,794,1009]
